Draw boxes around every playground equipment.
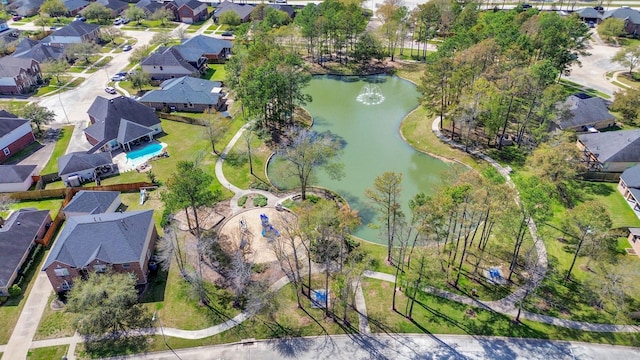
[260,213,280,241]
[239,217,251,252]
[139,189,146,205]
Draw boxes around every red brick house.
[167,0,208,24]
[0,113,36,163]
[42,210,157,294]
[0,57,42,95]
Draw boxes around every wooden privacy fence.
[25,182,156,247]
[578,172,621,183]
[158,112,206,126]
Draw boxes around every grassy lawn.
[362,278,640,347]
[203,64,227,82]
[40,125,74,175]
[220,126,272,190]
[35,77,84,96]
[34,294,75,340]
[0,99,30,114]
[27,345,69,360]
[7,198,64,219]
[578,181,640,229]
[118,80,156,96]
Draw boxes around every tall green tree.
[150,8,174,25]
[18,104,56,134]
[611,87,640,126]
[365,171,404,263]
[40,0,66,18]
[129,71,151,92]
[41,59,68,84]
[598,18,625,43]
[81,3,112,24]
[278,127,344,201]
[64,42,100,65]
[67,272,152,337]
[612,43,640,74]
[125,7,146,25]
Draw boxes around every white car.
[105,87,116,94]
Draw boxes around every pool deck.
[112,141,167,172]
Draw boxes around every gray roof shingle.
[12,39,66,63]
[0,57,36,78]
[557,94,615,129]
[213,1,254,20]
[141,47,198,73]
[0,116,30,137]
[578,129,640,163]
[63,190,121,215]
[0,208,50,289]
[575,8,601,19]
[49,21,99,38]
[138,76,222,106]
[43,210,154,269]
[174,35,232,62]
[84,96,160,146]
[0,165,36,184]
[621,164,640,188]
[57,152,112,177]
[602,7,640,25]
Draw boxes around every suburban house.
[575,8,601,24]
[12,38,66,63]
[63,190,121,218]
[268,3,295,18]
[601,7,640,36]
[577,129,640,172]
[555,93,616,132]
[58,151,113,186]
[96,0,129,16]
[166,0,208,24]
[627,228,640,258]
[8,0,44,16]
[140,47,203,81]
[213,1,254,23]
[64,0,89,16]
[42,210,157,294]
[0,57,42,95]
[618,164,640,210]
[138,76,224,112]
[174,35,232,64]
[0,165,37,192]
[135,0,165,15]
[0,208,51,296]
[0,114,36,162]
[41,22,101,48]
[85,96,163,152]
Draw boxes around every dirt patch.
[380,282,389,289]
[174,206,226,231]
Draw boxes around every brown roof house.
[0,114,35,163]
[577,129,640,172]
[555,93,616,132]
[166,0,208,24]
[84,96,163,152]
[0,208,51,296]
[0,57,42,95]
[42,210,157,294]
[0,165,37,192]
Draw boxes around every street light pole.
[58,92,69,124]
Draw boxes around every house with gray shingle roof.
[618,165,640,208]
[174,35,232,64]
[0,115,35,163]
[601,7,640,35]
[577,129,640,172]
[0,57,42,95]
[63,190,121,218]
[12,38,66,63]
[555,93,616,131]
[213,1,254,23]
[0,165,37,192]
[41,21,100,48]
[96,0,128,16]
[84,96,162,152]
[64,0,89,16]
[8,0,44,16]
[140,46,203,81]
[575,8,601,24]
[0,208,51,296]
[42,210,157,294]
[139,76,224,112]
[57,151,113,185]
[135,0,164,15]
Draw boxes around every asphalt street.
[106,334,640,360]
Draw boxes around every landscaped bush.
[253,194,267,207]
[8,284,21,297]
[238,195,248,207]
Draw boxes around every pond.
[268,75,457,243]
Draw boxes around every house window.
[94,264,107,273]
[122,263,131,270]
[61,280,72,290]
[3,148,9,156]
[160,66,163,70]
[54,268,70,277]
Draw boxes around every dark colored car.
[122,45,132,51]
[221,31,233,37]
[12,15,22,21]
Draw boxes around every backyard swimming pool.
[126,143,164,167]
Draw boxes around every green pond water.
[268,75,456,243]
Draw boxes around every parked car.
[73,16,86,22]
[12,15,22,21]
[115,72,127,77]
[221,31,233,37]
[105,87,117,94]
[122,45,132,51]
[111,75,126,81]
[122,18,130,24]
[114,18,123,25]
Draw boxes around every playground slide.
[139,189,146,205]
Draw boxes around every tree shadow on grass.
[83,335,148,359]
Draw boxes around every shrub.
[238,195,248,207]
[8,284,21,297]
[253,194,267,207]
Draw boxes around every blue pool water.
[127,143,163,161]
